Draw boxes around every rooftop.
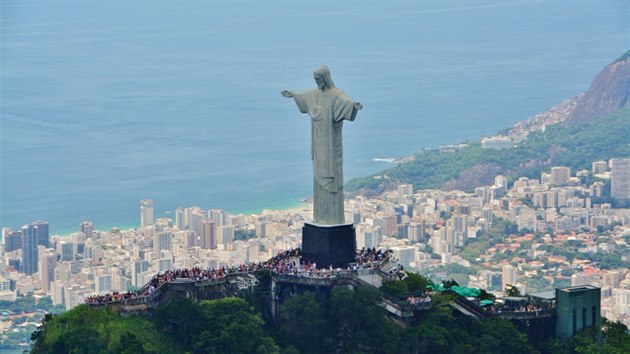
[558,285,599,293]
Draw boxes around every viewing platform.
[85,248,430,318]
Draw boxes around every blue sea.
[1,0,627,236]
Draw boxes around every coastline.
[46,199,309,239]
[7,93,596,240]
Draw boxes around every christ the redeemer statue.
[282,66,362,225]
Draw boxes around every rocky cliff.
[564,51,630,125]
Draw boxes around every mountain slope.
[347,105,629,193]
[347,52,630,193]
[564,50,630,125]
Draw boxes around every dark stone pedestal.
[302,223,356,268]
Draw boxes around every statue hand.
[281,90,293,98]
[353,102,363,110]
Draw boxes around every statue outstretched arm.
[281,90,294,98]
[353,102,363,110]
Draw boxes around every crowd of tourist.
[85,291,142,304]
[85,247,393,305]
[354,247,390,266]
[87,248,302,304]
[506,304,544,313]
[406,295,432,305]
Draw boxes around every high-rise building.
[209,209,227,228]
[175,208,186,230]
[357,226,382,249]
[39,250,57,292]
[494,175,509,191]
[57,241,74,262]
[189,208,206,236]
[79,221,94,239]
[200,218,217,249]
[246,242,260,263]
[571,273,592,287]
[31,221,49,248]
[590,181,605,197]
[603,270,625,288]
[20,224,39,275]
[140,199,154,228]
[407,222,424,243]
[613,279,630,316]
[219,225,235,245]
[550,166,571,186]
[610,158,630,201]
[391,246,415,268]
[181,230,197,248]
[255,221,267,238]
[95,274,112,294]
[64,285,92,310]
[112,272,129,293]
[153,232,173,257]
[3,229,22,252]
[592,160,607,174]
[51,282,65,306]
[555,286,601,339]
[132,259,150,288]
[546,190,557,208]
[71,232,86,256]
[378,215,398,236]
[397,183,413,197]
[502,264,517,291]
[158,258,172,272]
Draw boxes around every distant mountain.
[564,50,630,125]
[346,52,630,194]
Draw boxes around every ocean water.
[1,0,627,235]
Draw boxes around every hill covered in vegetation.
[30,287,538,354]
[29,281,630,354]
[346,107,630,194]
[347,51,630,194]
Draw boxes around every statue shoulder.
[329,87,353,103]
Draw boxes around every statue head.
[313,66,335,90]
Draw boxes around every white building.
[391,246,415,268]
[611,158,630,200]
[95,274,112,294]
[140,199,154,228]
[481,136,513,149]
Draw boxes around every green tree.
[193,298,279,354]
[404,272,433,292]
[442,279,460,289]
[52,327,107,354]
[153,298,204,347]
[504,284,523,297]
[601,318,630,353]
[277,292,329,353]
[110,332,149,354]
[380,279,408,297]
[327,286,397,353]
[36,296,53,311]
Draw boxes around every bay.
[1,0,627,235]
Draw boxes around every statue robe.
[292,87,358,225]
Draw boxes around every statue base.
[302,223,356,269]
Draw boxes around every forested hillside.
[346,107,629,193]
[30,283,630,354]
[31,288,538,354]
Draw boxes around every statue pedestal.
[302,223,356,268]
